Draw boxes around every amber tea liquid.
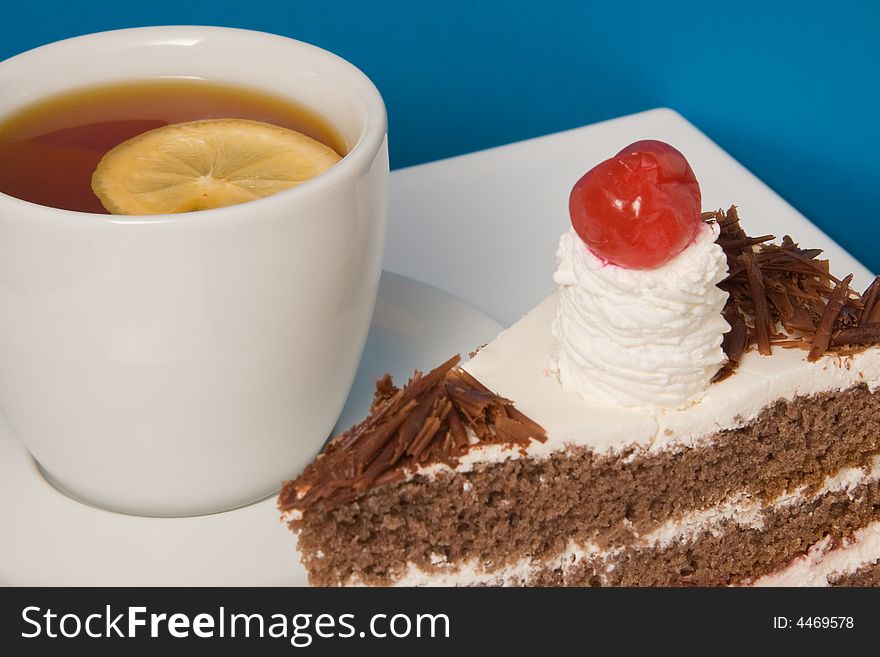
[0,79,346,214]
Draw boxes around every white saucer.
[0,272,501,586]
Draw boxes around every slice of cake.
[279,140,880,586]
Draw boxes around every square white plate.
[385,108,873,327]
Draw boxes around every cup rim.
[0,25,388,225]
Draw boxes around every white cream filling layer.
[348,456,880,587]
[752,521,880,587]
[372,523,880,588]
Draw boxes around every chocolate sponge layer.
[291,385,880,586]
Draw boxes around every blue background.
[1,0,877,273]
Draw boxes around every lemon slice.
[91,118,342,215]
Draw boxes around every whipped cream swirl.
[550,222,730,408]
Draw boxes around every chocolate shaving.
[861,276,880,324]
[742,251,772,355]
[713,310,747,382]
[279,355,547,513]
[832,324,880,347]
[714,206,876,376]
[717,235,775,251]
[371,374,398,412]
[808,274,853,361]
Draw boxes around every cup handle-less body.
[0,27,389,516]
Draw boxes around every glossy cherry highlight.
[569,139,702,269]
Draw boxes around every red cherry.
[569,140,702,269]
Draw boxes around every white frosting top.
[550,222,730,408]
[452,292,880,465]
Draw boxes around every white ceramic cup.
[0,27,389,516]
